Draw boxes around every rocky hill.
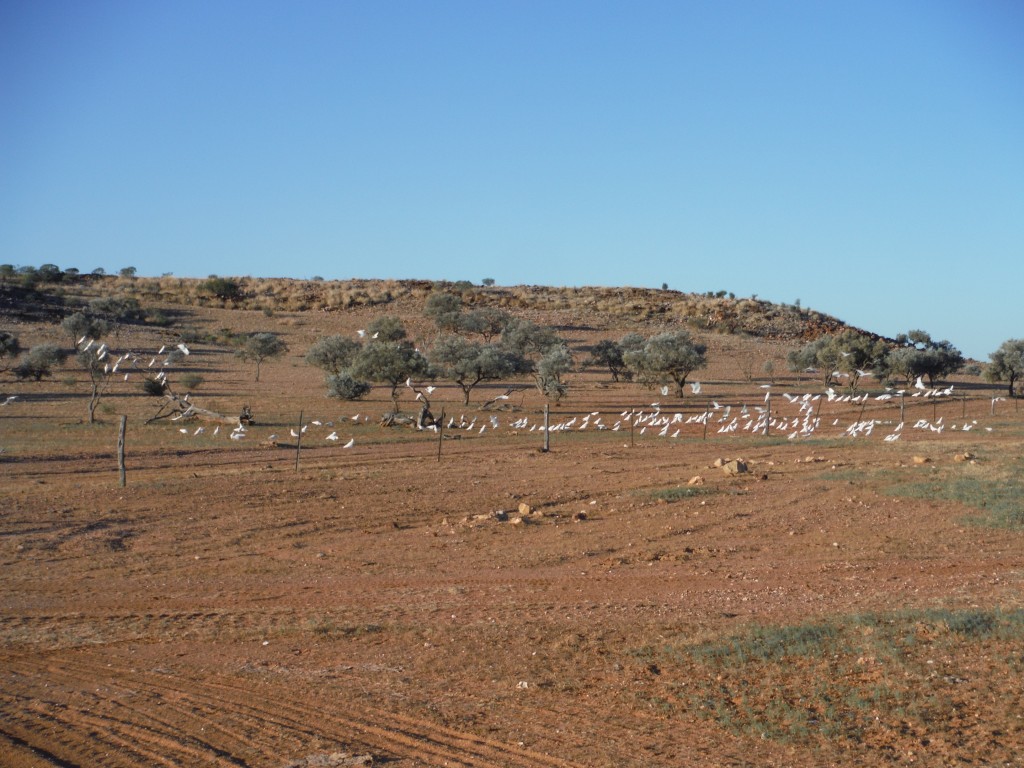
[1,272,874,344]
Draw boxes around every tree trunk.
[88,382,99,424]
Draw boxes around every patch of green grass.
[822,452,1024,530]
[689,621,840,664]
[647,608,1024,751]
[823,467,875,484]
[645,486,714,503]
[886,458,1024,528]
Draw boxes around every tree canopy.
[350,339,429,410]
[624,331,707,397]
[13,344,66,381]
[588,334,642,382]
[985,338,1024,397]
[0,331,21,367]
[305,335,361,376]
[61,311,110,350]
[534,344,574,402]
[787,330,888,388]
[235,333,288,382]
[430,335,528,404]
[366,315,408,342]
[885,330,963,387]
[424,292,463,332]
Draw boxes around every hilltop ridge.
[2,272,878,345]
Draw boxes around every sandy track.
[3,650,593,767]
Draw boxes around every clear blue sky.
[2,1,1021,359]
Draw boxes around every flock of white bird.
[175,413,364,449]
[415,375,998,445]
[169,376,998,451]
[3,336,994,451]
[76,335,191,383]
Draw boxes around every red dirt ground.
[2,304,1023,767]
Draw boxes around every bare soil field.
[2,299,1023,767]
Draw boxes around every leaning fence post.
[294,410,304,471]
[117,415,127,487]
[437,408,445,462]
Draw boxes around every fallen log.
[146,396,254,426]
[379,403,437,430]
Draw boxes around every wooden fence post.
[118,415,127,488]
[437,408,445,462]
[294,411,304,471]
[542,404,550,452]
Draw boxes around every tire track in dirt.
[1,689,250,767]
[6,652,586,768]
[1,698,155,767]
[0,724,80,768]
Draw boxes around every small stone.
[953,452,975,463]
[518,502,533,516]
[721,459,748,476]
[687,475,705,486]
[912,456,931,465]
[712,458,726,468]
[573,511,588,522]
[492,509,509,522]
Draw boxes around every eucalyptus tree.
[13,344,66,381]
[305,335,361,376]
[459,307,511,342]
[589,333,643,382]
[624,331,707,397]
[61,311,109,351]
[424,292,463,332]
[534,344,574,402]
[351,338,430,411]
[885,330,963,387]
[366,315,407,342]
[985,339,1024,397]
[235,332,288,382]
[430,335,528,404]
[0,331,21,371]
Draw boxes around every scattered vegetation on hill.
[2,267,861,342]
